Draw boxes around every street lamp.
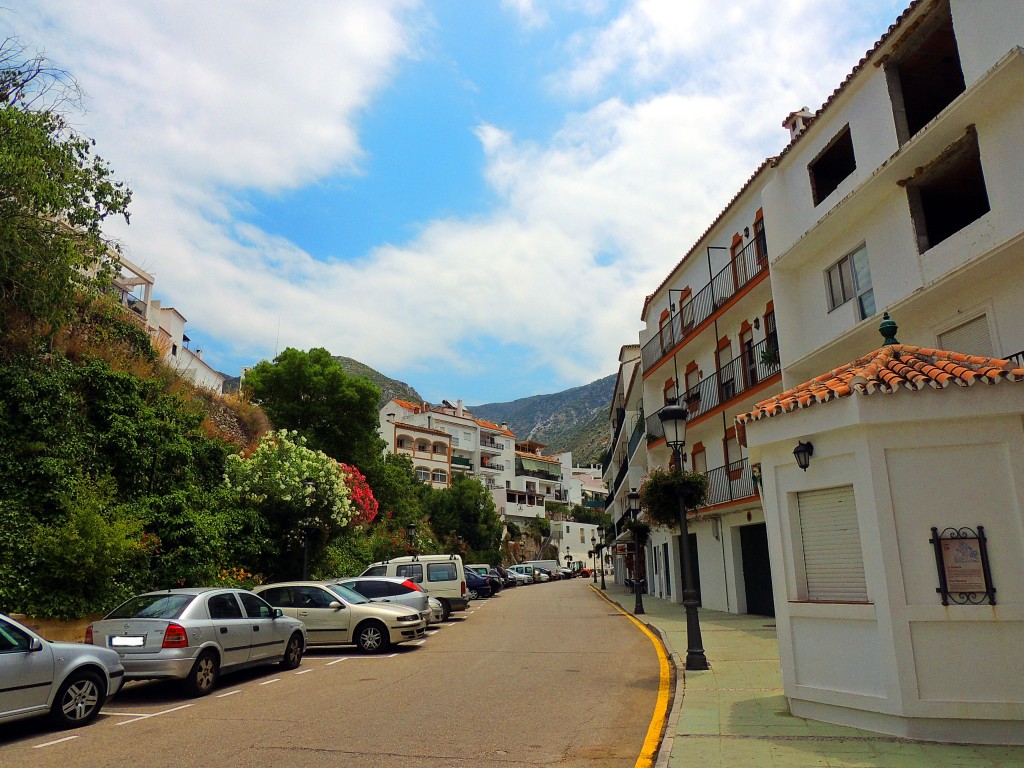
[597,526,607,590]
[406,522,418,558]
[658,402,709,671]
[627,489,645,615]
[564,548,572,573]
[591,535,598,584]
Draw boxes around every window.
[350,580,388,598]
[809,125,856,206]
[431,469,447,484]
[362,565,386,577]
[938,315,993,357]
[753,213,768,266]
[396,563,424,583]
[717,338,735,401]
[427,562,457,582]
[796,486,867,602]
[433,443,447,455]
[905,129,989,252]
[884,0,965,144]
[826,245,874,319]
[239,592,275,618]
[397,437,409,449]
[0,618,32,653]
[416,466,430,482]
[207,593,243,620]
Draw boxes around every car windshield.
[106,593,195,619]
[327,584,369,605]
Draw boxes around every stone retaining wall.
[10,614,100,643]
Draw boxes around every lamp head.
[658,402,688,450]
[793,441,814,471]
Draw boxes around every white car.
[427,597,444,624]
[1,613,124,728]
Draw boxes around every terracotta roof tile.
[737,345,1024,425]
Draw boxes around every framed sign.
[615,543,635,555]
[929,526,996,605]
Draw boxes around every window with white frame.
[796,486,868,602]
[826,244,874,319]
[415,466,430,482]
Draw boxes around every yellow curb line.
[591,585,672,768]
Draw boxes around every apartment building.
[736,0,1024,741]
[110,255,226,394]
[379,398,516,491]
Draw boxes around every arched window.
[432,442,447,455]
[416,439,430,453]
[431,469,448,484]
[415,466,430,482]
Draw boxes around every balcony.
[1008,349,1024,367]
[645,336,780,440]
[479,462,505,472]
[641,237,769,374]
[451,456,473,471]
[703,458,755,508]
[480,438,504,453]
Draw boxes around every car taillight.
[84,625,93,644]
[162,623,189,649]
[461,580,466,596]
[402,579,423,592]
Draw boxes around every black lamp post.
[590,535,598,583]
[658,402,709,671]
[564,548,572,573]
[588,549,595,580]
[627,489,645,615]
[597,526,607,590]
[406,522,418,557]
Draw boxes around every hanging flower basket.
[638,467,709,528]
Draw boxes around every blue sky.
[6,0,905,404]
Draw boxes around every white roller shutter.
[797,486,867,602]
[938,315,993,357]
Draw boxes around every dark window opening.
[885,1,965,144]
[906,131,989,252]
[809,126,856,206]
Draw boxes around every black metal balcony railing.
[704,458,755,507]
[645,336,780,441]
[610,406,627,452]
[627,417,645,459]
[641,237,769,374]
[1007,349,1024,367]
[480,438,504,451]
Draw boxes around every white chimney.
[782,107,814,140]
[456,399,464,417]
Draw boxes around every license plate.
[111,635,145,647]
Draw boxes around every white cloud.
[2,0,904,397]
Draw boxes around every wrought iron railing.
[627,417,645,459]
[641,237,769,373]
[703,458,755,508]
[1007,349,1024,367]
[480,438,504,451]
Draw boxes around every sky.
[4,0,907,404]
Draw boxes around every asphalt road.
[0,578,660,768]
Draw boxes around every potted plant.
[638,467,709,529]
[760,345,780,371]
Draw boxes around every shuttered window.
[797,486,867,602]
[938,315,993,357]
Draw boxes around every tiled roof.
[737,345,1024,425]
[391,398,422,412]
[514,450,561,464]
[474,418,515,437]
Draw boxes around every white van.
[360,555,469,621]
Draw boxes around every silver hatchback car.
[0,613,124,728]
[86,588,306,697]
[332,577,431,623]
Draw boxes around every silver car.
[0,613,124,728]
[331,576,431,624]
[86,588,306,697]
[254,582,426,652]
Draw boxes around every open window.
[809,125,856,206]
[904,128,989,252]
[884,0,965,145]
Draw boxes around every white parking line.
[326,658,348,666]
[33,735,79,749]
[259,678,281,686]
[409,640,427,646]
[116,703,194,726]
[294,669,313,675]
[216,690,242,698]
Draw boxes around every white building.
[739,0,1024,744]
[111,255,225,394]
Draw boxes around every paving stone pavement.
[593,582,1024,768]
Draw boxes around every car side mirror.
[273,608,283,619]
[329,601,343,610]
[29,637,43,652]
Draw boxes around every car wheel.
[50,669,104,728]
[355,621,389,653]
[280,632,304,669]
[183,649,219,697]
[468,588,479,600]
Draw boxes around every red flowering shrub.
[339,463,378,525]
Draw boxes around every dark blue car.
[464,569,494,599]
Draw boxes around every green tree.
[0,39,131,334]
[420,474,502,559]
[243,347,384,469]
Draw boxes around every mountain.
[334,356,423,407]
[469,375,616,466]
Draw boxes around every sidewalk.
[595,582,1024,768]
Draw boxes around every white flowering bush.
[224,430,355,578]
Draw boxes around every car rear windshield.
[106,594,195,619]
